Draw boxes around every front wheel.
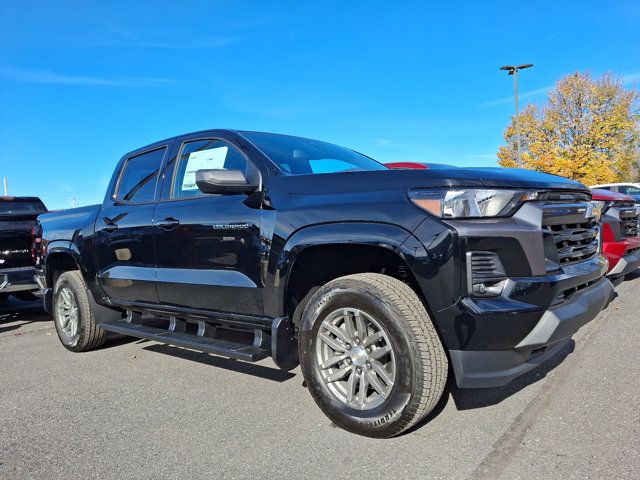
[53,270,107,352]
[298,273,448,438]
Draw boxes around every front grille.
[542,200,599,265]
[545,221,599,264]
[617,205,639,237]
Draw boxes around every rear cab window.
[0,198,47,218]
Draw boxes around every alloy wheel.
[315,307,396,410]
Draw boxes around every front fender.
[263,221,428,317]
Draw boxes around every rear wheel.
[53,271,107,352]
[299,273,448,438]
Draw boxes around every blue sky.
[1,0,639,209]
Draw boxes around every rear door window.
[115,147,167,203]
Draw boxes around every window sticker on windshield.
[181,146,228,190]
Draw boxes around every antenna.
[3,177,7,196]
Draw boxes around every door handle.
[156,217,180,230]
[102,217,118,233]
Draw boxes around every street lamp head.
[500,64,534,74]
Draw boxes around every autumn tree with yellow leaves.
[498,72,640,185]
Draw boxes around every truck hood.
[269,167,589,195]
[429,166,589,191]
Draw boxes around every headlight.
[408,188,539,218]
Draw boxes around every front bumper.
[411,198,611,389]
[433,255,609,352]
[0,267,38,294]
[425,252,611,388]
[450,276,613,387]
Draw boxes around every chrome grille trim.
[618,206,639,237]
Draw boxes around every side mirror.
[195,169,259,195]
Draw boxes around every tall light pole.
[500,63,534,167]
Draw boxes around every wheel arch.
[275,222,431,324]
[44,241,84,287]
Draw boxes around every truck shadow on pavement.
[404,340,575,435]
[142,343,297,383]
[0,298,49,334]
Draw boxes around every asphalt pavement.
[1,274,638,479]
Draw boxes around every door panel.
[153,195,263,315]
[153,136,264,315]
[94,146,168,303]
[94,204,159,303]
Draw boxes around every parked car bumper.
[0,266,38,294]
[603,235,640,278]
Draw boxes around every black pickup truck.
[34,129,613,437]
[0,196,47,303]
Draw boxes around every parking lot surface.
[1,274,639,479]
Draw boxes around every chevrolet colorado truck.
[34,130,613,437]
[591,188,640,284]
[0,196,47,303]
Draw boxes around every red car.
[591,189,640,283]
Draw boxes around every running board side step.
[100,321,270,362]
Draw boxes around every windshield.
[240,131,387,175]
[0,199,47,216]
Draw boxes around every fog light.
[471,279,507,297]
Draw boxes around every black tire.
[12,291,38,302]
[52,270,107,352]
[0,293,8,305]
[299,273,448,438]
